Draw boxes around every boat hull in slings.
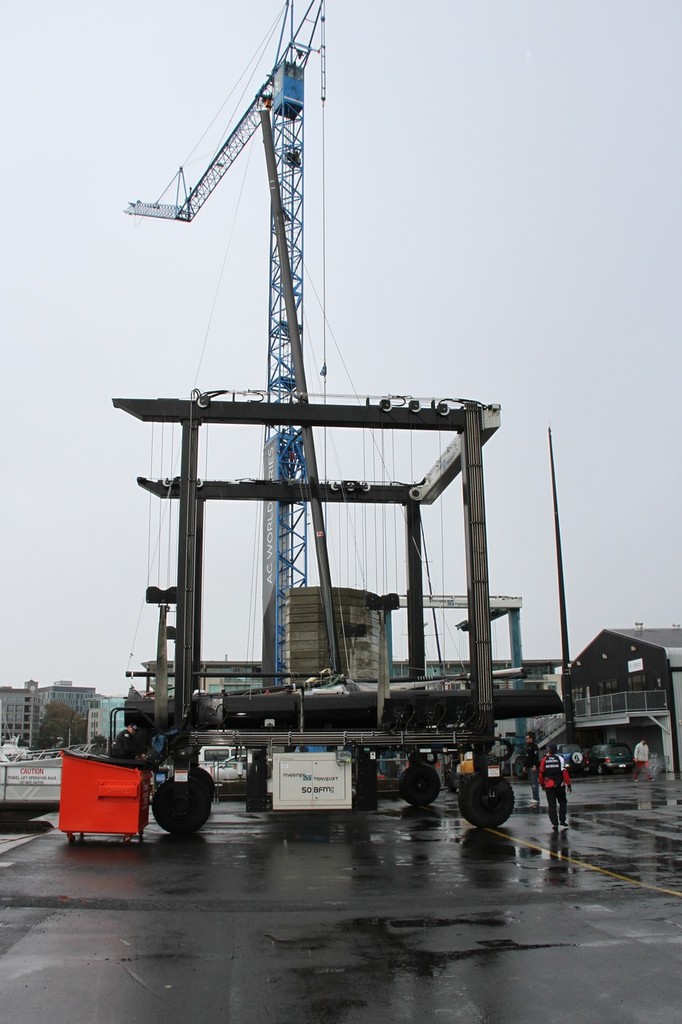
[125,686,563,733]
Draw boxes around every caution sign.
[7,764,61,786]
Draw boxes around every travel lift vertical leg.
[457,403,514,827]
[150,411,214,835]
[405,499,426,676]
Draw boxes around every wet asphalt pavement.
[1,773,682,1024]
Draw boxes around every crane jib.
[124,5,324,223]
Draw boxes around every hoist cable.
[421,521,443,673]
[152,8,285,206]
[193,144,254,388]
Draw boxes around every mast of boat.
[260,104,341,674]
[0,698,8,745]
[548,427,575,743]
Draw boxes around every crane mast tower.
[126,2,326,679]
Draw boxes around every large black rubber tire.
[190,766,216,800]
[513,755,526,780]
[457,773,515,828]
[152,777,213,835]
[399,765,441,807]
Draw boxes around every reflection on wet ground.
[1,775,682,1023]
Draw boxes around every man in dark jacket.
[538,742,572,830]
[523,731,540,805]
[110,723,142,760]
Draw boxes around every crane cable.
[150,8,286,207]
[320,0,328,416]
[126,421,177,679]
[128,10,287,674]
[192,143,255,389]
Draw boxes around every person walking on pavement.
[539,741,572,831]
[523,731,540,806]
[633,737,653,781]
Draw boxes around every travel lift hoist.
[115,381,514,835]
[118,148,522,822]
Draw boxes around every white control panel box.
[272,752,352,810]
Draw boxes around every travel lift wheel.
[152,777,213,835]
[398,764,441,807]
[457,772,515,828]
[190,765,216,800]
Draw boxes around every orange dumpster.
[58,748,152,842]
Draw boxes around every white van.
[197,746,237,780]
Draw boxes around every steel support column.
[175,415,200,726]
[193,497,205,686]
[405,499,426,676]
[461,404,494,737]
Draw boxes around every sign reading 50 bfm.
[272,753,352,810]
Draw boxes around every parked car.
[198,745,237,770]
[215,756,246,782]
[555,743,587,774]
[585,743,635,774]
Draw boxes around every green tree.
[37,701,87,748]
[91,734,108,754]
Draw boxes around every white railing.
[574,690,667,720]
[530,714,565,745]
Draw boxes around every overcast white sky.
[1,2,680,695]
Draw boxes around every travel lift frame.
[114,391,518,830]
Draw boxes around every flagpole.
[548,427,575,743]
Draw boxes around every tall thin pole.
[548,428,574,742]
[261,106,340,673]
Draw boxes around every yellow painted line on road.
[487,827,682,899]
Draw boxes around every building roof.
[608,627,682,655]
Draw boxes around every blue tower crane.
[126,2,328,679]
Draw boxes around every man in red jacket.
[538,742,572,831]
